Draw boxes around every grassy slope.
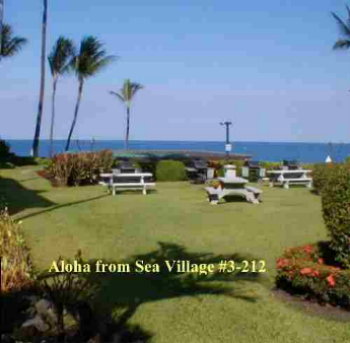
[0,166,349,343]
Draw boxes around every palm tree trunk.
[65,80,84,151]
[49,76,58,157]
[32,0,48,158]
[0,0,4,54]
[125,105,130,150]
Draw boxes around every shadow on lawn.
[83,242,263,339]
[2,243,263,342]
[0,176,54,215]
[18,194,109,221]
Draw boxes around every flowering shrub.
[0,208,33,293]
[45,150,114,186]
[276,243,350,309]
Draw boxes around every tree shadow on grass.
[18,194,109,221]
[83,242,263,339]
[0,177,55,215]
[2,243,264,342]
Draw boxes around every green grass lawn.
[1,166,349,343]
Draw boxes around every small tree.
[109,79,143,150]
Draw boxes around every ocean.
[5,139,350,163]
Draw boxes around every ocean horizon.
[4,139,350,163]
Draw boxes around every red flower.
[277,258,289,268]
[303,245,314,254]
[317,258,324,264]
[326,274,336,287]
[300,267,313,275]
[311,270,320,277]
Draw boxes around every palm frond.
[332,12,350,39]
[109,91,125,103]
[333,39,350,50]
[48,36,75,77]
[1,24,27,58]
[71,36,116,80]
[110,79,143,106]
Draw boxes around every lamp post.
[220,121,232,158]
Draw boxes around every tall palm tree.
[109,79,143,150]
[0,0,4,53]
[0,24,27,60]
[332,6,350,50]
[48,37,75,157]
[32,0,48,158]
[65,36,115,151]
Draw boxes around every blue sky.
[1,0,350,142]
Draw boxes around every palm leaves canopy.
[332,6,350,50]
[48,36,75,78]
[110,79,143,107]
[65,36,115,151]
[0,24,27,59]
[71,36,116,81]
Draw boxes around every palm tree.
[0,0,4,52]
[0,24,27,60]
[109,79,143,150]
[48,37,75,157]
[32,0,48,158]
[65,36,115,151]
[332,6,350,50]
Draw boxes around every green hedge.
[312,163,336,195]
[156,160,187,181]
[276,244,350,309]
[321,164,350,268]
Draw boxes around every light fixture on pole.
[220,121,232,157]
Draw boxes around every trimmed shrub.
[276,244,350,309]
[156,160,187,181]
[312,163,336,195]
[321,164,350,268]
[46,150,114,186]
[0,208,33,293]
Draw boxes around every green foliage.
[0,208,33,293]
[276,244,350,309]
[321,164,350,268]
[46,150,114,186]
[312,163,336,194]
[0,139,11,159]
[0,24,27,59]
[156,160,187,181]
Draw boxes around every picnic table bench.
[99,172,156,195]
[205,177,262,205]
[267,169,312,189]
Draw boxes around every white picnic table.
[205,176,262,205]
[99,172,155,195]
[267,169,312,189]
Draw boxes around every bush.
[156,160,187,181]
[312,163,336,195]
[276,243,350,309]
[321,164,350,268]
[46,150,114,186]
[0,208,33,293]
